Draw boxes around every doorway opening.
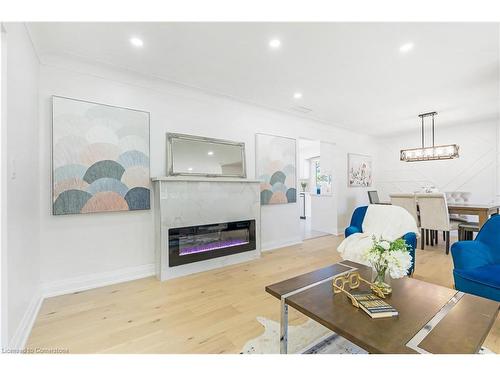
[298,138,334,240]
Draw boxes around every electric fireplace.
[168,220,256,267]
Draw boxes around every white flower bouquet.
[363,235,413,294]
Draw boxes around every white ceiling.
[27,22,500,135]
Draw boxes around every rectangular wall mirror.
[167,133,246,177]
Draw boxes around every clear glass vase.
[371,265,392,296]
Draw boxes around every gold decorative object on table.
[333,271,387,309]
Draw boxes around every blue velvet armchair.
[345,206,417,275]
[451,215,500,302]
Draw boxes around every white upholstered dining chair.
[445,191,472,222]
[415,193,461,254]
[389,193,419,227]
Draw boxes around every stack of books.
[351,292,398,319]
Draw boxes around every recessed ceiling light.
[207,151,214,156]
[269,39,281,49]
[293,92,303,99]
[130,37,144,48]
[399,42,414,53]
[187,167,193,171]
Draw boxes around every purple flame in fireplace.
[179,239,250,256]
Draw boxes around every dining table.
[447,203,500,229]
[380,201,500,229]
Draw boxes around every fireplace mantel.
[152,176,260,183]
[152,177,261,281]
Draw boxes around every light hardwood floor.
[27,235,500,353]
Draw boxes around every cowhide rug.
[240,316,366,354]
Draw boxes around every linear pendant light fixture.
[400,111,459,162]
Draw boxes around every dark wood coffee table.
[265,261,499,354]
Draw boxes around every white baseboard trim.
[42,263,155,298]
[8,292,43,351]
[261,237,302,252]
[7,264,155,350]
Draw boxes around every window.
[311,157,332,195]
[314,159,321,187]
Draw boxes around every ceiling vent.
[290,105,313,114]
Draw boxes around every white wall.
[37,55,377,288]
[375,120,498,203]
[497,25,500,200]
[0,23,6,350]
[1,23,41,349]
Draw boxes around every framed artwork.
[52,96,150,215]
[255,133,296,205]
[348,153,372,187]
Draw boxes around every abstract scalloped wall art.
[52,96,150,215]
[255,133,297,205]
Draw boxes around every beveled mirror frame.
[166,132,247,178]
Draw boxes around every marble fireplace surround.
[152,176,261,281]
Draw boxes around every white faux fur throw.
[337,204,419,265]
